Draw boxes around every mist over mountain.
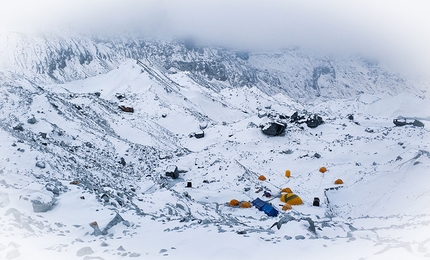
[0,2,430,259]
[1,31,428,103]
[2,0,430,77]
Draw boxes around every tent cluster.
[229,199,252,208]
[230,168,344,217]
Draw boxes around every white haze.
[1,0,430,77]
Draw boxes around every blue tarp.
[252,198,279,217]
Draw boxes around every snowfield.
[0,40,430,260]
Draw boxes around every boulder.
[261,122,286,136]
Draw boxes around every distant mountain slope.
[1,31,428,101]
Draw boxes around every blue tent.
[252,198,279,217]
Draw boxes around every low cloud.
[1,0,429,77]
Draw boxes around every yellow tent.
[285,170,291,178]
[281,187,293,193]
[280,193,303,205]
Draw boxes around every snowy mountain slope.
[1,31,429,101]
[0,32,430,259]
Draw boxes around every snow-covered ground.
[1,59,430,260]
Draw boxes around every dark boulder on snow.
[195,131,205,138]
[261,122,286,136]
[166,165,179,179]
[13,124,24,131]
[306,114,324,128]
[119,157,126,166]
[393,118,425,127]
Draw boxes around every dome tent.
[280,193,303,205]
[240,201,252,208]
[281,187,293,193]
[319,167,327,173]
[334,179,344,184]
[285,170,291,178]
[258,175,267,181]
[282,203,292,211]
[229,199,240,206]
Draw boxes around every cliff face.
[2,31,426,101]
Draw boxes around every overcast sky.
[1,0,429,77]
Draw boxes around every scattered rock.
[6,249,20,260]
[0,191,10,207]
[261,122,286,136]
[35,161,46,169]
[199,122,208,130]
[76,246,94,257]
[166,165,179,179]
[101,213,125,235]
[195,131,204,139]
[12,125,24,131]
[31,195,56,213]
[27,116,37,124]
[89,221,103,236]
[119,157,126,166]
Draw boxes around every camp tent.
[280,193,303,205]
[319,167,327,173]
[334,179,344,185]
[282,203,292,211]
[285,170,291,178]
[229,199,240,206]
[258,175,266,181]
[281,187,293,193]
[252,198,278,217]
[240,201,252,208]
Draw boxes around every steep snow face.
[1,31,429,102]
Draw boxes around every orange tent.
[240,201,252,208]
[229,199,240,206]
[285,170,291,178]
[334,179,344,185]
[319,167,327,173]
[258,175,266,181]
[282,203,292,211]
